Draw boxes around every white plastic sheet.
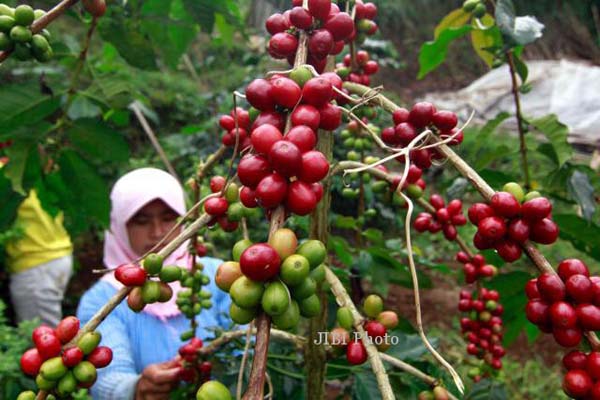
[422,60,600,147]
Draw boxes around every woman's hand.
[135,358,180,400]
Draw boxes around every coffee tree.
[1,0,599,399]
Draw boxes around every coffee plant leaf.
[67,95,103,120]
[352,372,381,400]
[98,15,158,70]
[329,235,354,266]
[418,25,472,79]
[3,139,42,196]
[465,378,508,400]
[65,118,130,163]
[531,114,573,167]
[434,8,471,39]
[567,170,596,222]
[0,82,61,134]
[182,0,242,34]
[470,14,502,67]
[553,214,600,261]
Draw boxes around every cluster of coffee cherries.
[381,103,463,171]
[462,0,487,18]
[329,295,399,365]
[525,259,600,348]
[456,251,497,284]
[175,266,213,325]
[18,317,112,399]
[339,119,376,157]
[336,50,379,86]
[561,350,600,399]
[418,386,451,400]
[176,337,212,384]
[468,182,559,262]
[413,195,467,241]
[458,288,506,377]
[217,229,326,330]
[0,4,52,62]
[218,107,253,149]
[237,71,343,216]
[266,0,357,72]
[204,178,250,232]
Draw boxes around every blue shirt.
[77,257,232,400]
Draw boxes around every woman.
[77,168,232,400]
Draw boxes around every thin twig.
[506,51,531,189]
[130,103,181,184]
[237,321,254,400]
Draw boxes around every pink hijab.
[101,168,191,320]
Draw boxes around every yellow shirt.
[5,190,73,273]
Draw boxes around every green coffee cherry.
[159,265,182,283]
[473,3,486,18]
[229,303,257,324]
[36,374,57,390]
[462,0,479,12]
[14,5,35,26]
[299,294,321,318]
[40,357,68,381]
[78,331,101,355]
[363,294,384,318]
[143,253,164,275]
[16,392,36,400]
[524,190,541,202]
[337,307,354,329]
[13,43,32,61]
[0,4,15,17]
[0,32,13,51]
[34,9,46,20]
[502,182,525,202]
[0,15,15,32]
[289,65,312,87]
[57,371,77,396]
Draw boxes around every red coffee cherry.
[408,102,436,128]
[269,140,302,178]
[536,273,566,302]
[563,369,592,398]
[495,239,522,262]
[392,108,410,124]
[299,151,329,183]
[507,218,530,243]
[240,243,281,281]
[286,180,318,215]
[237,154,271,188]
[204,197,229,216]
[271,77,302,109]
[468,203,495,225]
[558,259,589,281]
[251,124,284,155]
[563,350,588,370]
[308,29,334,59]
[323,12,354,41]
[566,274,593,304]
[478,216,507,241]
[318,103,342,131]
[394,122,417,146]
[285,125,316,152]
[87,346,113,368]
[291,105,320,131]
[549,301,577,329]
[530,218,559,244]
[308,0,331,20]
[576,304,600,330]
[115,264,147,287]
[252,111,285,132]
[265,13,290,35]
[432,110,458,131]
[522,197,552,221]
[553,327,582,347]
[245,79,275,111]
[210,176,227,193]
[363,60,379,75]
[525,278,540,300]
[301,77,333,107]
[255,173,288,209]
[20,348,43,376]
[587,352,600,380]
[525,299,549,325]
[346,340,368,365]
[490,192,521,218]
[365,321,387,338]
[34,332,62,360]
[32,325,55,344]
[62,346,84,368]
[56,316,80,344]
[269,32,298,58]
[289,6,313,30]
[240,186,258,208]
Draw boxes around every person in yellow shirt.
[4,188,73,326]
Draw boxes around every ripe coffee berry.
[240,243,281,281]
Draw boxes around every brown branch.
[506,51,531,189]
[0,0,80,63]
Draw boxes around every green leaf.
[567,170,596,222]
[385,332,438,361]
[434,8,471,38]
[65,118,130,163]
[0,172,25,231]
[352,372,381,400]
[3,137,43,196]
[553,214,600,261]
[67,95,102,120]
[417,26,472,79]
[478,169,518,190]
[470,111,511,155]
[530,114,572,167]
[334,216,357,229]
[182,0,242,33]
[470,15,502,67]
[0,82,61,133]
[513,53,529,84]
[58,150,110,229]
[465,379,508,400]
[367,247,432,288]
[98,16,158,70]
[362,228,384,246]
[329,236,353,266]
